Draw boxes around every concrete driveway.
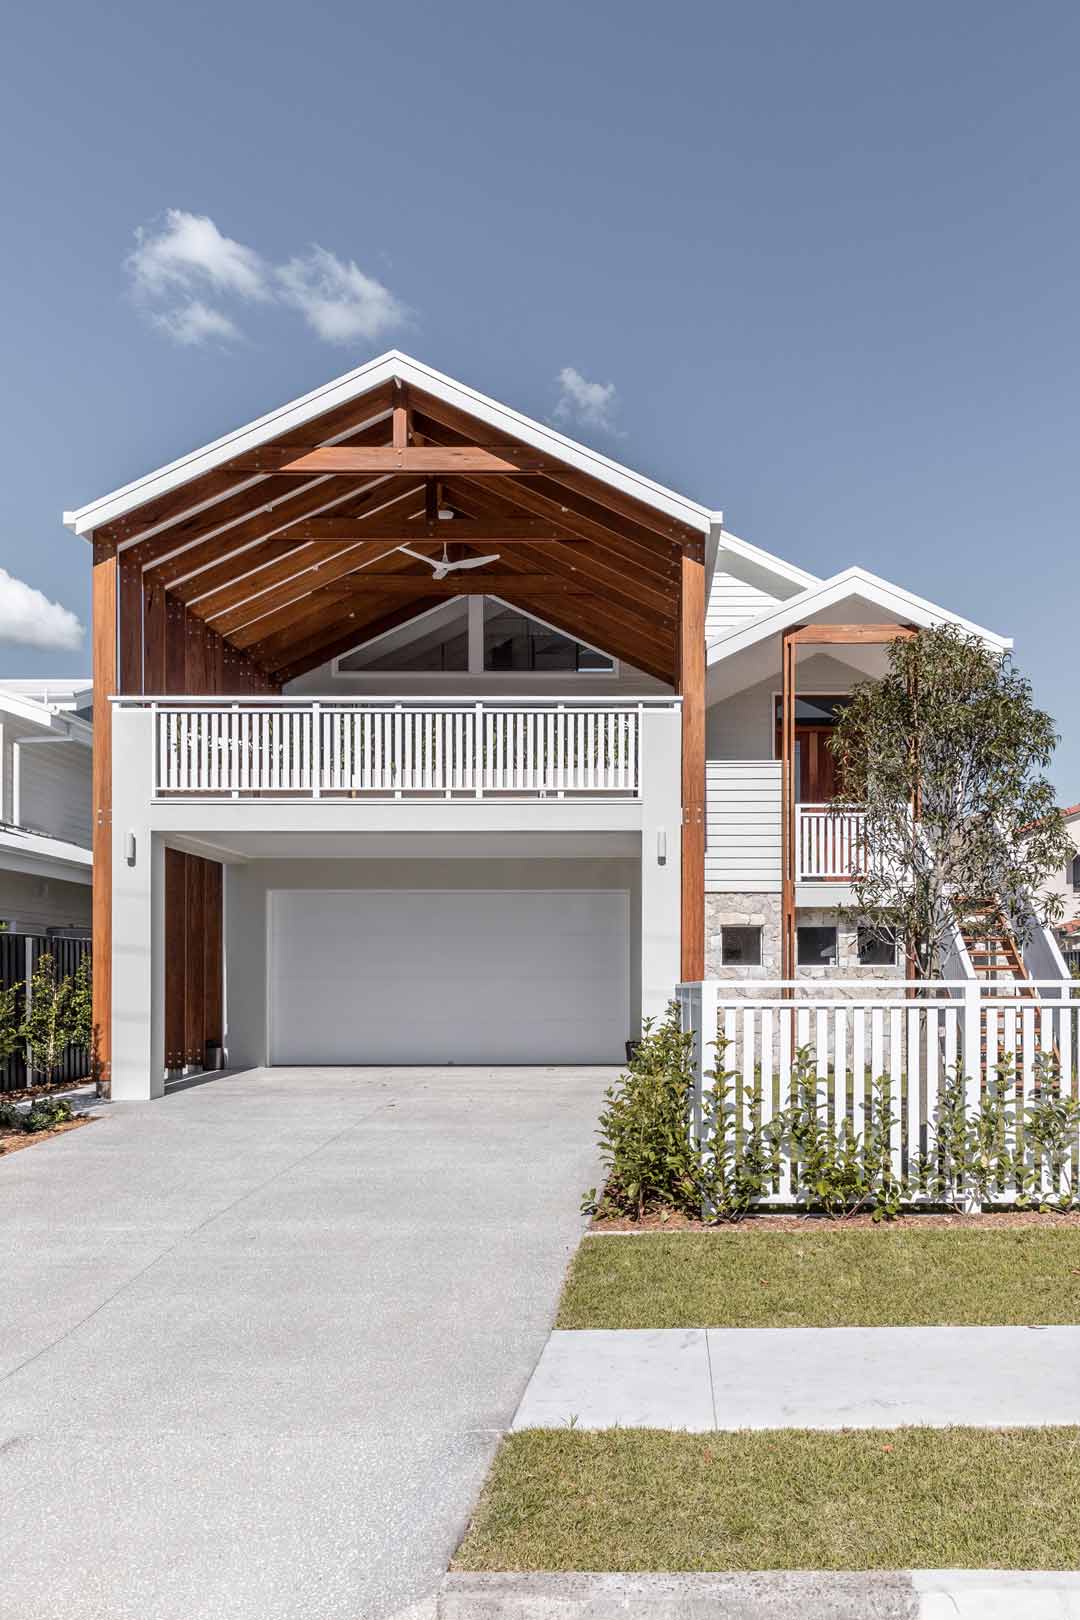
[0,1064,611,1620]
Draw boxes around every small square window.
[797,925,838,966]
[721,926,762,966]
[858,925,897,966]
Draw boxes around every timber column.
[91,537,117,1089]
[678,544,706,981]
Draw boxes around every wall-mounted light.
[657,828,667,866]
[125,831,137,867]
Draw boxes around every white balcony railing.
[797,803,867,881]
[147,698,655,800]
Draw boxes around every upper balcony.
[706,760,867,886]
[134,695,679,802]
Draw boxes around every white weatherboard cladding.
[16,739,92,848]
[705,760,782,892]
[705,572,782,640]
[267,888,630,1064]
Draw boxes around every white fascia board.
[707,565,1012,665]
[0,826,93,882]
[0,690,80,733]
[714,529,820,596]
[64,350,716,538]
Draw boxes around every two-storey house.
[66,354,1020,1098]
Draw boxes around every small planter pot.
[625,1039,642,1065]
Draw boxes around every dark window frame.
[797,924,839,967]
[720,925,763,967]
[857,924,898,967]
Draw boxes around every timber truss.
[100,376,707,691]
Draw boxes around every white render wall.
[108,700,682,1099]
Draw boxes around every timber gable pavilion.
[70,353,718,1090]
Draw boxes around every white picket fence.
[151,699,648,799]
[678,979,1080,1206]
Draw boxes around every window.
[797,925,838,966]
[338,600,468,673]
[1071,854,1080,892]
[720,926,762,966]
[483,602,614,673]
[335,597,616,676]
[858,924,897,966]
[773,695,852,726]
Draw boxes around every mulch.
[0,1116,94,1156]
[591,1207,1080,1233]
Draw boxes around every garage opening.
[267,887,630,1065]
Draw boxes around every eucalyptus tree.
[829,624,1072,976]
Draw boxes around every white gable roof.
[708,565,1011,666]
[64,351,721,542]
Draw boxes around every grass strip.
[455,1427,1080,1572]
[557,1228,1080,1329]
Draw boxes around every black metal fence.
[0,934,91,1093]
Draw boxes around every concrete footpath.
[513,1325,1080,1431]
[438,1570,1080,1618]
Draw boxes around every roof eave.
[64,350,715,539]
[707,566,1012,666]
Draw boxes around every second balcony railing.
[150,698,657,799]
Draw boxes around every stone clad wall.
[705,894,906,994]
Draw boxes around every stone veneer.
[705,895,906,992]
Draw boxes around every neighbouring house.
[64,352,1059,1100]
[1037,804,1080,970]
[0,680,92,936]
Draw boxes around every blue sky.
[4,1,1078,787]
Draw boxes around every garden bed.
[454,1428,1080,1572]
[560,1225,1080,1328]
[0,1115,92,1155]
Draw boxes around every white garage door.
[267,889,630,1064]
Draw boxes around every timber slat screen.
[163,852,223,1072]
[0,934,91,1092]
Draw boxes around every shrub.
[774,1052,903,1220]
[21,953,78,1083]
[583,1006,702,1220]
[24,1098,73,1134]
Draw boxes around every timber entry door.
[774,695,850,803]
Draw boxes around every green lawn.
[557,1228,1080,1329]
[454,1428,1080,1572]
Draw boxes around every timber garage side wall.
[224,857,641,1069]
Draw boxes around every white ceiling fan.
[398,540,501,581]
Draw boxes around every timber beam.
[263,518,586,544]
[228,446,562,476]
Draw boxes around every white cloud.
[128,209,269,302]
[553,367,620,433]
[276,245,409,344]
[0,571,83,652]
[151,300,243,347]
